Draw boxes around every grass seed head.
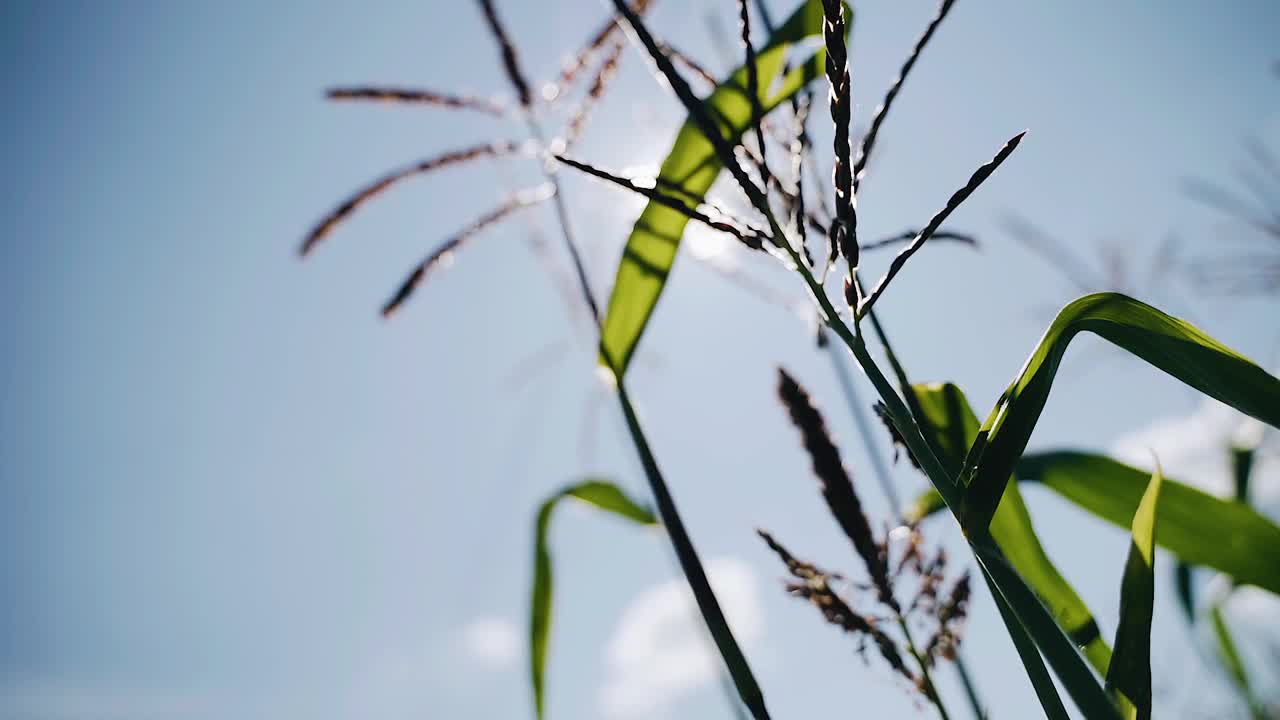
[776,368,897,612]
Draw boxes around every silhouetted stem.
[525,119,602,323]
[612,374,771,720]
[823,339,903,515]
[900,614,954,720]
[828,289,988,720]
[953,657,987,719]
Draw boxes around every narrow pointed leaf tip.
[851,0,958,192]
[857,131,1025,317]
[1105,463,1163,720]
[530,480,656,719]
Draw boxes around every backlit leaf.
[599,0,843,377]
[959,293,1280,532]
[531,480,657,719]
[1105,464,1162,720]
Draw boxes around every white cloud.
[598,557,763,719]
[1110,398,1278,512]
[1113,398,1280,702]
[458,616,520,671]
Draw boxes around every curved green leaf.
[911,383,1112,675]
[531,480,657,719]
[1105,464,1162,720]
[959,292,1280,532]
[599,0,843,378]
[1017,451,1280,595]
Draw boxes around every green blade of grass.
[973,539,1124,720]
[611,377,773,719]
[1017,451,1280,595]
[1209,603,1266,718]
[911,451,1280,595]
[958,292,1280,533]
[977,560,1071,720]
[911,383,1112,675]
[1105,463,1162,720]
[790,267,1113,719]
[599,0,842,378]
[531,479,657,719]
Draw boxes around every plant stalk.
[898,615,954,720]
[823,337,903,515]
[525,106,771,719]
[613,376,771,720]
[825,323,987,720]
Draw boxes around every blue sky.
[1,1,1278,718]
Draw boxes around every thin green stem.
[952,657,987,720]
[825,326,987,720]
[779,240,962,513]
[525,118,601,325]
[841,282,987,720]
[613,377,770,720]
[824,338,903,515]
[899,615,954,720]
[526,107,770,720]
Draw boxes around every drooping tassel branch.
[381,184,554,317]
[857,130,1025,318]
[300,141,521,256]
[325,87,506,116]
[555,155,766,249]
[851,0,957,193]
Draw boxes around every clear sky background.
[2,1,1278,718]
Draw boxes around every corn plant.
[300,1,1280,717]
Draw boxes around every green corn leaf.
[1105,463,1162,720]
[598,0,843,378]
[531,480,657,719]
[959,292,1280,532]
[897,384,1117,715]
[1018,451,1280,595]
[910,383,1112,675]
[912,450,1280,595]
